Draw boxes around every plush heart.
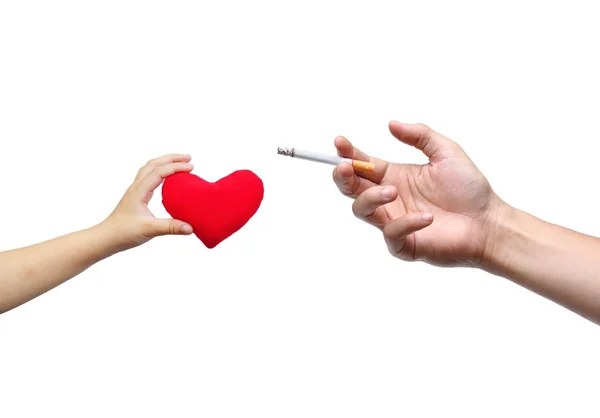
[161,170,264,248]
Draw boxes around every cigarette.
[277,147,375,172]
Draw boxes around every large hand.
[332,121,501,267]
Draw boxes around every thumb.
[148,219,194,237]
[388,121,460,161]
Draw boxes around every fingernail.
[381,187,394,198]
[422,213,433,222]
[182,224,193,234]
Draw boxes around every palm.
[334,122,498,267]
[381,158,494,266]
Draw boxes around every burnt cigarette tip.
[277,147,293,157]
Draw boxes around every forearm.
[0,223,117,313]
[482,202,600,324]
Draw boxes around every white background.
[1,1,599,416]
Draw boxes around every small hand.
[101,153,195,251]
[332,121,501,267]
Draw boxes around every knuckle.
[385,240,408,260]
[125,184,137,196]
[395,252,410,261]
[383,229,393,242]
[417,123,431,135]
[331,168,339,181]
[154,166,171,179]
[348,180,360,197]
[386,245,397,257]
[163,165,177,176]
[448,139,464,152]
[353,197,377,220]
[341,186,354,198]
[332,169,345,186]
[335,178,354,198]
[382,224,396,241]
[351,200,361,217]
[139,218,155,234]
[134,167,147,180]
[384,238,398,256]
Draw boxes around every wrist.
[479,198,523,275]
[92,218,136,256]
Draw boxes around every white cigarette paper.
[277,147,375,172]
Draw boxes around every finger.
[145,219,193,238]
[388,121,461,161]
[136,162,193,198]
[383,212,434,258]
[332,161,376,199]
[334,136,389,183]
[134,154,192,182]
[352,185,398,228]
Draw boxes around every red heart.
[161,170,264,248]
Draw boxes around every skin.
[0,154,194,314]
[333,121,600,325]
[3,128,599,325]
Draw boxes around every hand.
[332,121,502,267]
[100,154,195,252]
